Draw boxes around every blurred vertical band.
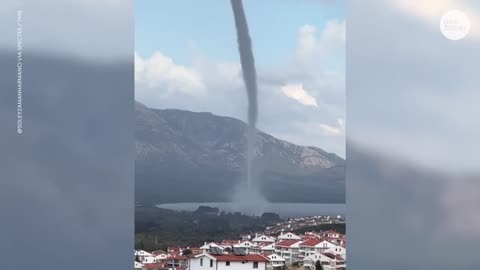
[0,0,134,269]
[348,0,480,269]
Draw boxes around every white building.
[167,254,189,268]
[252,234,276,245]
[303,253,345,270]
[234,241,259,254]
[201,242,224,253]
[241,234,252,241]
[316,240,339,254]
[274,240,303,262]
[263,254,286,270]
[320,231,341,239]
[143,263,167,270]
[259,243,276,254]
[143,256,157,264]
[299,239,344,256]
[220,240,242,249]
[189,253,269,270]
[277,233,301,241]
[134,261,144,270]
[327,245,346,260]
[299,239,323,258]
[135,250,154,262]
[154,253,168,262]
[324,237,346,247]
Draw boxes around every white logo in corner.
[440,10,470,40]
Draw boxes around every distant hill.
[136,102,345,204]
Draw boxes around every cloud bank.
[135,20,345,156]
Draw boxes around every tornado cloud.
[230,0,258,127]
[230,0,258,192]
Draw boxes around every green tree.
[182,249,193,256]
[315,260,323,270]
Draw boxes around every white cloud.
[296,20,346,66]
[319,124,342,135]
[297,25,317,60]
[281,83,318,107]
[337,117,345,130]
[135,19,345,155]
[191,56,242,90]
[135,52,206,97]
[319,118,345,136]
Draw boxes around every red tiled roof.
[300,238,323,247]
[152,250,167,256]
[168,247,182,253]
[275,240,301,247]
[321,237,343,245]
[202,242,221,248]
[302,234,321,240]
[323,253,336,259]
[142,263,166,269]
[212,254,269,262]
[322,230,338,234]
[253,235,275,241]
[321,253,344,261]
[168,254,188,260]
[259,243,274,248]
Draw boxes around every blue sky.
[136,0,345,66]
[135,0,346,156]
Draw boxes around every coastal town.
[135,216,346,270]
[264,215,345,235]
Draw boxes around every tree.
[261,212,281,222]
[182,249,193,256]
[195,206,219,215]
[315,260,323,270]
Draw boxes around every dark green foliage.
[135,206,279,251]
[260,212,281,222]
[195,206,220,215]
[315,260,323,270]
[182,249,193,256]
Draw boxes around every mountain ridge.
[135,101,345,204]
